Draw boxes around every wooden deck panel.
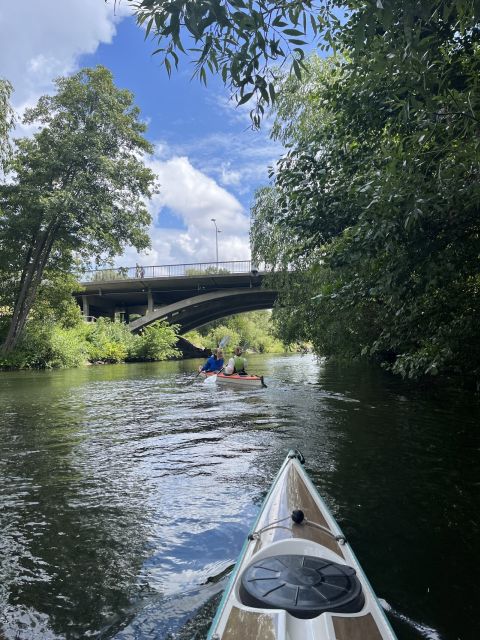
[332,614,384,640]
[221,606,277,640]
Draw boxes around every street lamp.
[211,218,221,265]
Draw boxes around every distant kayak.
[216,372,267,388]
[207,450,397,640]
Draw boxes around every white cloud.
[148,155,248,232]
[164,130,283,198]
[220,163,242,187]
[116,150,251,268]
[0,0,130,109]
[119,225,251,268]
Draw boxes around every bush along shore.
[0,309,295,371]
[183,310,288,355]
[0,317,180,370]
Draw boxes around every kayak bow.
[207,450,397,640]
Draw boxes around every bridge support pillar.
[147,289,154,315]
[82,295,90,318]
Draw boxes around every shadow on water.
[0,355,478,639]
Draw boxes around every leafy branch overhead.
[127,0,479,124]
[129,0,340,125]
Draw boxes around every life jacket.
[233,355,246,373]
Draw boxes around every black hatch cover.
[240,554,364,619]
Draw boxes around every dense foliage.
[0,311,180,370]
[184,310,287,353]
[252,37,480,379]
[129,321,181,361]
[0,66,157,352]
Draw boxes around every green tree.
[31,272,84,329]
[0,321,89,370]
[252,41,480,379]
[182,328,206,348]
[0,271,86,366]
[184,310,286,353]
[85,317,134,363]
[184,266,230,275]
[129,320,180,361]
[0,66,157,353]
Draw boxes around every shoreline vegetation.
[0,309,294,371]
[0,317,180,370]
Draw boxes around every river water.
[0,354,478,640]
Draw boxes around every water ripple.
[0,356,478,639]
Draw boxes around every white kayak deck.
[207,453,397,640]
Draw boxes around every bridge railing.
[80,261,258,283]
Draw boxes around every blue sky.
[0,1,282,267]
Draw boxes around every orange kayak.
[216,372,267,388]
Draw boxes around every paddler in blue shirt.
[198,349,224,373]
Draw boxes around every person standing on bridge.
[199,349,224,373]
[224,346,247,375]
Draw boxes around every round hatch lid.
[240,554,364,619]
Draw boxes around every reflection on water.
[0,355,478,639]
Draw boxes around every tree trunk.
[1,220,58,353]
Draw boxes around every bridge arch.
[128,288,278,334]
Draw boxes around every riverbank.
[0,310,289,370]
[0,317,181,370]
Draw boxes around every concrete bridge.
[74,261,277,334]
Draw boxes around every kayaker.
[198,349,224,373]
[224,346,247,375]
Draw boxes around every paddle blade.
[219,336,230,348]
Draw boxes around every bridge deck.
[76,272,264,306]
[73,262,276,333]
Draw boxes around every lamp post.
[211,218,221,265]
